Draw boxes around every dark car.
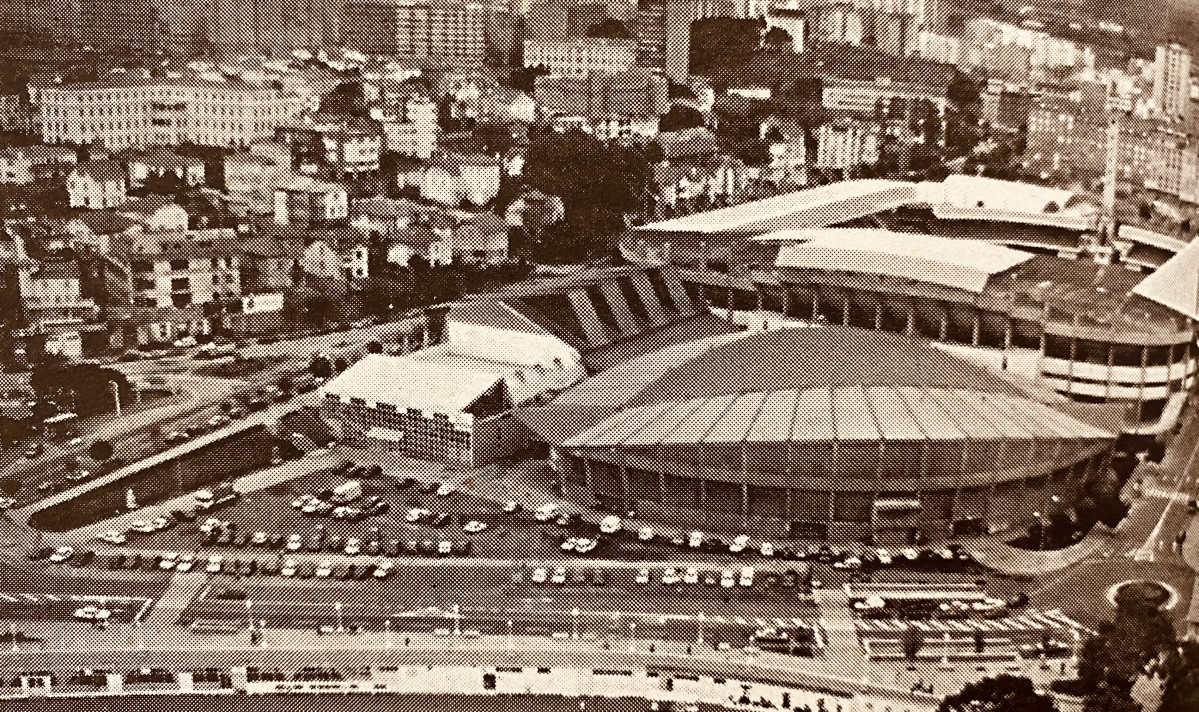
[365,540,382,556]
[385,540,402,557]
[267,534,286,549]
[171,508,196,522]
[28,547,54,561]
[70,550,95,568]
[334,460,355,476]
[1007,593,1030,608]
[324,535,344,553]
[231,532,250,548]
[107,554,127,570]
[221,559,239,575]
[316,489,335,501]
[430,513,451,528]
[395,478,416,490]
[591,569,607,586]
[140,555,159,571]
[241,560,258,576]
[453,540,473,556]
[355,565,374,580]
[259,559,281,576]
[372,501,391,516]
[420,481,440,494]
[339,564,357,581]
[297,561,316,579]
[216,529,234,546]
[307,534,324,552]
[406,540,420,555]
[214,587,247,600]
[419,540,436,555]
[364,465,383,479]
[126,553,142,569]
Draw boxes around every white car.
[729,535,750,554]
[574,538,597,554]
[503,501,519,513]
[938,548,955,560]
[661,567,680,585]
[175,554,195,573]
[834,556,862,570]
[158,553,179,570]
[49,546,74,563]
[683,567,699,585]
[151,517,171,530]
[599,516,622,534]
[73,606,111,621]
[854,596,887,611]
[688,531,704,549]
[174,336,197,348]
[551,567,567,585]
[251,532,268,546]
[301,501,321,515]
[760,542,775,557]
[199,518,224,533]
[900,547,919,561]
[436,483,454,497]
[0,496,16,509]
[463,521,487,533]
[561,538,578,552]
[315,560,333,578]
[206,555,223,573]
[875,548,893,565]
[286,534,303,552]
[534,503,561,522]
[405,508,429,523]
[637,526,655,542]
[374,561,394,579]
[720,569,736,588]
[292,494,316,509]
[97,530,126,545]
[128,520,154,534]
[739,566,755,587]
[635,568,651,585]
[280,560,298,577]
[531,568,548,584]
[344,538,361,555]
[438,541,452,555]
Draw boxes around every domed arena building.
[518,326,1126,542]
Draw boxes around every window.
[169,258,189,271]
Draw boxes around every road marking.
[44,594,61,601]
[0,594,17,602]
[19,594,38,602]
[1136,427,1199,560]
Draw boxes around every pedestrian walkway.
[854,610,1087,635]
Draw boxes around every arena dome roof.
[517,327,1125,449]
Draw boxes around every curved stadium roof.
[517,327,1124,449]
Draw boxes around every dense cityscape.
[0,2,1197,712]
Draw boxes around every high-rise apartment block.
[342,0,487,64]
[1153,43,1191,122]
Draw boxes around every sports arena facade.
[521,327,1124,542]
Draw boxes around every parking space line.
[0,594,18,602]
[19,594,38,602]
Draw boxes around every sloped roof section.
[320,353,505,414]
[1131,236,1199,320]
[767,228,1033,294]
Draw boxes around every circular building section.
[519,327,1125,543]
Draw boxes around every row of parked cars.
[194,519,475,557]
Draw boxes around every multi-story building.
[66,161,127,210]
[114,229,242,309]
[0,145,77,185]
[635,0,667,69]
[1153,43,1191,122]
[341,0,487,65]
[523,38,638,76]
[876,11,916,58]
[814,119,880,170]
[38,76,306,150]
[420,151,503,207]
[276,116,383,178]
[763,8,805,53]
[526,0,608,41]
[534,69,670,121]
[379,95,439,159]
[274,176,349,226]
[821,77,948,117]
[917,30,960,66]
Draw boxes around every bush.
[0,477,19,495]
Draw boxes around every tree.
[333,356,348,372]
[88,440,114,463]
[659,104,706,133]
[688,18,765,75]
[367,341,383,354]
[277,374,294,393]
[0,477,19,496]
[1082,684,1143,712]
[762,26,793,52]
[310,355,333,379]
[510,65,550,93]
[937,675,1057,712]
[1159,640,1199,712]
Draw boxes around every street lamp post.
[571,608,580,640]
[335,602,344,634]
[259,619,267,648]
[385,619,393,649]
[452,604,461,636]
[508,620,514,650]
[1033,512,1044,550]
[697,612,705,646]
[628,622,636,652]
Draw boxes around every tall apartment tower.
[659,0,733,83]
[1153,43,1191,121]
[342,0,486,63]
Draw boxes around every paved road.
[1,694,660,712]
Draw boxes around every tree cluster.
[688,18,766,76]
[29,355,131,419]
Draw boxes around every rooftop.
[320,353,505,414]
[1131,237,1199,321]
[765,228,1035,294]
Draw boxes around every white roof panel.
[768,229,1033,294]
[923,390,1004,440]
[746,389,801,443]
[320,354,503,414]
[621,398,709,447]
[790,389,838,441]
[1131,236,1199,320]
[893,387,968,440]
[704,391,768,444]
[831,386,880,441]
[660,394,740,444]
[864,387,926,440]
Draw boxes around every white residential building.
[523,38,639,77]
[39,76,306,150]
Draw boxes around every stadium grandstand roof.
[1131,237,1199,321]
[927,204,1091,231]
[636,180,919,235]
[763,228,1034,294]
[517,327,1123,448]
[1117,225,1188,254]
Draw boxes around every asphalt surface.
[0,694,661,712]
